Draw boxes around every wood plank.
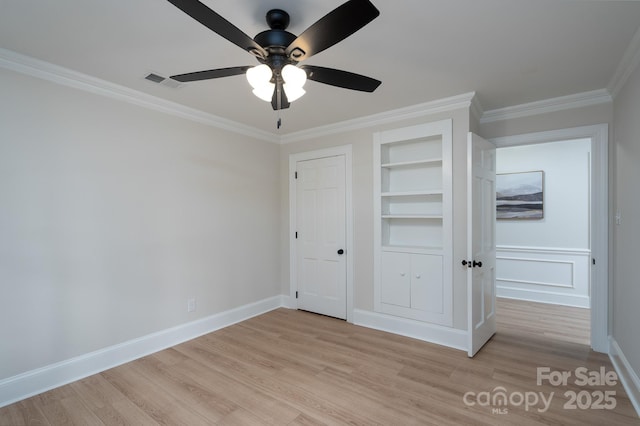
[1,304,638,425]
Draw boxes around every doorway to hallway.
[491,124,608,352]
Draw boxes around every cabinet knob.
[415,274,421,279]
[400,272,406,277]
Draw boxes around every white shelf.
[381,190,443,197]
[382,245,444,255]
[382,214,442,219]
[381,158,442,168]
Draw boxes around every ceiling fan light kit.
[166,0,382,112]
[281,64,307,101]
[246,64,272,88]
[252,84,276,102]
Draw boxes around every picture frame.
[496,171,544,220]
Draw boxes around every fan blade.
[271,80,290,111]
[302,65,381,92]
[170,66,251,82]
[167,0,267,58]
[285,0,379,62]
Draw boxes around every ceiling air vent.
[144,72,182,89]
[145,73,165,83]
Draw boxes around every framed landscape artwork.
[496,171,544,220]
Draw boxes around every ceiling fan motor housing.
[254,9,299,75]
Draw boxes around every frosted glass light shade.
[252,83,275,102]
[246,64,272,89]
[283,84,306,102]
[282,64,307,88]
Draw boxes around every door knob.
[462,260,482,268]
[337,249,344,255]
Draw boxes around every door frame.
[490,124,609,353]
[289,145,354,322]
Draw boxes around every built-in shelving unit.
[373,119,453,325]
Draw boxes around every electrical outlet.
[187,298,196,313]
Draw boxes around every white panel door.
[467,133,497,357]
[296,155,347,319]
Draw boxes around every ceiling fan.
[166,0,382,111]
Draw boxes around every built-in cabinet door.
[410,254,443,313]
[380,252,410,307]
[380,252,445,317]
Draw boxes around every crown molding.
[469,94,484,124]
[608,25,640,99]
[480,89,612,124]
[280,92,477,144]
[0,48,279,144]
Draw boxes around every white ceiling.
[2,0,640,135]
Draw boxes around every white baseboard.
[353,309,467,351]
[497,287,590,308]
[609,337,640,418]
[280,295,297,309]
[0,295,286,409]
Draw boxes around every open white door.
[467,133,497,357]
[295,155,347,319]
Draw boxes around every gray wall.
[0,68,282,379]
[612,62,640,378]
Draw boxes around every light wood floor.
[1,299,638,425]
[496,297,591,346]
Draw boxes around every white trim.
[0,48,279,144]
[497,258,578,289]
[490,124,609,353]
[491,124,608,148]
[497,290,590,309]
[0,296,286,409]
[469,94,484,124]
[353,309,467,351]
[496,246,591,307]
[289,145,354,322]
[480,89,612,124]
[608,25,640,99]
[280,295,297,310]
[497,245,591,255]
[280,92,476,144]
[609,337,640,418]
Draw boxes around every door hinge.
[294,171,298,179]
[592,258,596,265]
[295,231,298,239]
[295,291,298,299]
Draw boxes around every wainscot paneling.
[496,246,590,308]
